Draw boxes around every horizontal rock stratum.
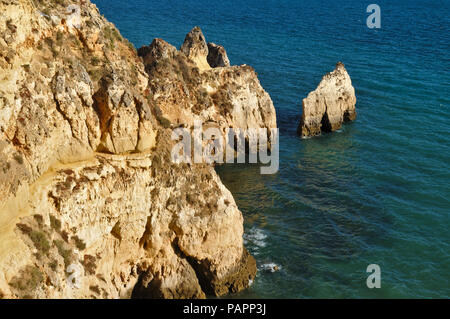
[298,62,357,137]
[0,0,276,299]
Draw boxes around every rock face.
[180,26,210,71]
[0,0,277,299]
[207,43,230,68]
[298,62,356,137]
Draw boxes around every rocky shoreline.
[0,0,357,299]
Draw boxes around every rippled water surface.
[93,0,450,298]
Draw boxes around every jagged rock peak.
[207,42,230,68]
[298,62,357,137]
[138,38,177,67]
[180,26,210,70]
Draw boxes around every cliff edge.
[0,0,276,299]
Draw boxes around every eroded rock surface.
[0,0,272,299]
[180,26,210,71]
[298,62,357,137]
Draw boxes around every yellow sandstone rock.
[298,62,357,137]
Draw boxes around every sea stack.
[180,26,211,71]
[298,62,357,137]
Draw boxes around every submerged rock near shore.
[298,62,357,137]
[0,1,275,299]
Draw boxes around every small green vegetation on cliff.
[103,25,123,49]
[9,265,44,294]
[29,230,50,254]
[53,239,73,269]
[36,0,69,12]
[72,235,86,250]
[13,153,23,165]
[49,215,61,232]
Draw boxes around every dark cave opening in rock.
[320,112,332,133]
[343,110,351,122]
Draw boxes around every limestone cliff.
[0,0,275,299]
[298,62,356,137]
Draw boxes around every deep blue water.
[93,0,450,298]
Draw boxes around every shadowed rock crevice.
[320,111,332,133]
[343,109,357,122]
[207,42,230,68]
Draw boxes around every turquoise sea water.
[93,0,450,298]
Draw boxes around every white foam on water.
[259,263,281,273]
[244,228,267,248]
